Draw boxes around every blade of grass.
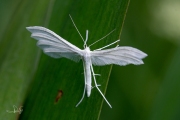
[20,0,130,119]
[0,0,130,119]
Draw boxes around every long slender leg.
[90,64,112,108]
[76,85,86,107]
[91,85,101,89]
[89,29,116,47]
[76,61,87,107]
[94,40,120,51]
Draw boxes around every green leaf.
[0,0,130,119]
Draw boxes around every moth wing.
[91,46,147,66]
[26,26,83,62]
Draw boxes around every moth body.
[82,47,92,97]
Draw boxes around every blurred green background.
[1,0,180,120]
[101,0,180,120]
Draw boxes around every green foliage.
[0,0,129,119]
[2,0,179,120]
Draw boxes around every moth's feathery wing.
[26,26,83,62]
[91,47,147,66]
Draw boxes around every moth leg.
[86,83,100,89]
[94,40,120,51]
[94,74,101,76]
[91,84,101,89]
[94,74,101,88]
[76,80,86,107]
[76,62,87,107]
[90,64,112,108]
[92,73,101,89]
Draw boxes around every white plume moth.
[26,15,147,108]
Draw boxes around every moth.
[26,15,147,108]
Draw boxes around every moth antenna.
[69,14,85,42]
[89,29,116,47]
